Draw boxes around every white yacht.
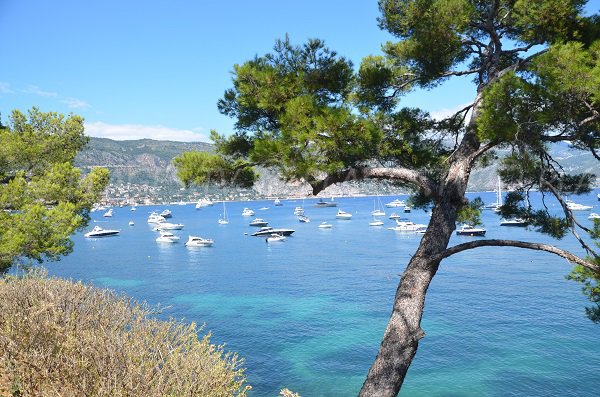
[156,231,180,243]
[156,222,184,230]
[274,198,283,206]
[456,224,486,236]
[385,199,405,208]
[147,212,166,224]
[84,226,119,238]
[318,221,332,229]
[265,233,286,243]
[500,218,528,227]
[195,198,214,209]
[388,219,427,232]
[293,206,305,216]
[242,208,255,216]
[298,215,310,223]
[336,209,352,219]
[103,208,113,218]
[249,218,269,227]
[565,199,593,211]
[185,235,214,247]
[389,212,402,220]
[369,219,384,226]
[588,212,600,220]
[159,209,172,218]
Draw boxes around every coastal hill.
[76,137,599,198]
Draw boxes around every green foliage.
[456,197,484,226]
[0,109,108,272]
[0,270,250,396]
[378,0,473,84]
[173,150,257,188]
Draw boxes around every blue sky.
[3,0,592,142]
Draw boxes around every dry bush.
[0,270,250,396]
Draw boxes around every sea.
[43,189,600,397]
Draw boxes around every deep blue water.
[44,190,600,396]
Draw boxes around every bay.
[45,190,600,396]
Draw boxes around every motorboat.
[251,227,295,237]
[389,212,402,220]
[156,222,184,230]
[242,208,255,216]
[403,205,411,213]
[415,226,427,234]
[156,231,180,243]
[336,209,352,219]
[274,198,283,206]
[84,226,119,238]
[249,218,269,227]
[103,208,113,218]
[130,206,137,211]
[500,218,528,227]
[456,224,486,236]
[265,233,286,243]
[147,212,166,224]
[385,199,405,208]
[588,212,600,220]
[159,209,172,218]
[185,235,214,247]
[128,221,135,226]
[318,221,332,229]
[195,199,214,209]
[314,198,337,208]
[259,207,269,210]
[293,206,305,215]
[388,219,427,232]
[565,199,593,211]
[298,215,310,223]
[369,219,384,226]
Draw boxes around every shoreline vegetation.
[0,270,251,396]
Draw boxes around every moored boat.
[184,235,214,247]
[456,224,486,236]
[84,226,119,238]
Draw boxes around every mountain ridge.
[76,137,599,199]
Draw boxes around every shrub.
[0,270,250,396]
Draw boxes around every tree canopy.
[175,1,600,395]
[0,108,109,272]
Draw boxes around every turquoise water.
[45,190,600,396]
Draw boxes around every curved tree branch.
[434,239,599,272]
[309,166,438,198]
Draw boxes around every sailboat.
[218,202,229,224]
[484,176,502,212]
[371,196,386,216]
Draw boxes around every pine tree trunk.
[359,126,481,396]
[357,199,459,396]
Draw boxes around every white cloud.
[430,102,472,121]
[0,82,14,94]
[62,97,91,109]
[84,121,210,142]
[23,85,58,97]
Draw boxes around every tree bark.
[359,107,482,396]
[357,197,461,396]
